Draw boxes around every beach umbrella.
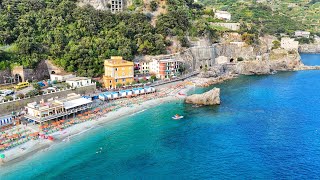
[12,134,19,139]
[29,133,37,137]
[0,154,5,159]
[48,136,54,141]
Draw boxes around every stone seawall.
[0,84,96,115]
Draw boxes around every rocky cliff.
[235,49,302,75]
[185,88,220,105]
[299,43,320,53]
[215,44,258,61]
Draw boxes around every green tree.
[272,40,281,49]
[116,83,123,88]
[32,83,41,90]
[150,0,158,11]
[237,57,244,61]
[150,75,157,81]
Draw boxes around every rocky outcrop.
[299,43,320,53]
[235,49,303,75]
[215,44,257,61]
[185,88,220,105]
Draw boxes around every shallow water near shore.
[1,54,320,179]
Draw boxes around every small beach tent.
[126,90,133,96]
[0,116,13,127]
[99,94,107,101]
[119,90,127,97]
[111,92,119,99]
[144,86,150,93]
[139,88,145,94]
[151,87,156,92]
[132,88,140,95]
[103,92,112,100]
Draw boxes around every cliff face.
[299,43,320,53]
[185,88,221,105]
[235,49,302,75]
[215,44,258,61]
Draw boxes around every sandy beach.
[0,83,193,167]
[0,72,239,167]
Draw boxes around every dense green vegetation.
[1,0,317,78]
[200,0,320,34]
[0,0,208,76]
[0,0,168,76]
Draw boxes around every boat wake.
[130,109,146,116]
[67,126,95,140]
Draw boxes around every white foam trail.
[67,126,95,139]
[130,109,146,116]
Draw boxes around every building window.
[122,78,125,82]
[110,80,112,83]
[115,79,118,82]
[115,68,118,71]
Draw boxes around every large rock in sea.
[185,88,220,105]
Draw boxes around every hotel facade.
[103,56,134,89]
[149,59,182,80]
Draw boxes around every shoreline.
[0,85,192,167]
[2,63,317,167]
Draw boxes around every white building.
[66,77,92,87]
[24,93,93,124]
[281,37,299,51]
[149,59,182,79]
[134,61,150,74]
[295,31,310,38]
[211,23,240,31]
[50,73,76,82]
[215,11,231,21]
[230,42,246,47]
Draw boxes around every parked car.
[0,90,14,97]
[14,82,29,89]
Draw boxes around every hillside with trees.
[200,0,320,34]
[0,0,201,77]
[1,0,318,77]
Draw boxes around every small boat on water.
[172,114,184,120]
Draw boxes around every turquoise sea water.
[1,54,320,179]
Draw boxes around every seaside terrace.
[24,93,93,124]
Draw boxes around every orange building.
[103,56,134,89]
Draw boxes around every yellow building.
[103,56,134,89]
